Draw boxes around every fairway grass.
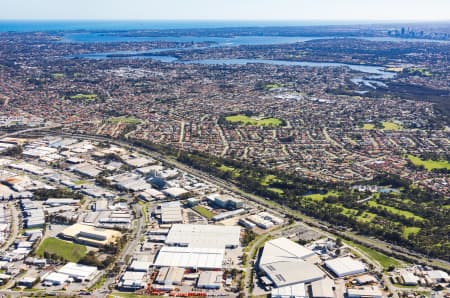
[402,227,421,239]
[368,201,425,222]
[225,114,283,127]
[218,164,236,172]
[356,211,377,223]
[407,154,450,171]
[268,187,284,195]
[304,191,339,201]
[260,174,281,186]
[36,237,87,262]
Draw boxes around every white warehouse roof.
[154,246,225,269]
[57,262,98,281]
[129,260,152,272]
[165,224,241,249]
[324,257,366,277]
[259,237,324,288]
[311,278,335,298]
[272,283,307,298]
[259,237,316,266]
[43,272,69,285]
[261,260,325,287]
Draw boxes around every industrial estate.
[0,133,448,298]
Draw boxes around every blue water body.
[183,58,395,77]
[73,51,396,78]
[61,33,449,44]
[0,20,384,33]
[1,21,447,44]
[62,32,326,44]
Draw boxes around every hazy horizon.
[1,0,449,22]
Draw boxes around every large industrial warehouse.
[259,237,316,265]
[324,256,367,277]
[164,224,241,249]
[258,237,325,288]
[153,246,225,269]
[154,223,241,270]
[59,223,122,247]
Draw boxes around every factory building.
[310,278,335,298]
[272,283,307,298]
[164,224,241,249]
[324,257,366,277]
[155,267,185,285]
[197,271,222,289]
[119,271,147,290]
[59,223,122,247]
[207,194,243,210]
[347,287,382,298]
[156,201,183,224]
[154,246,225,270]
[259,238,324,288]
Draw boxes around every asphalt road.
[93,203,145,295]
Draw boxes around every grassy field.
[338,207,377,224]
[303,191,339,201]
[268,187,284,195]
[265,83,283,89]
[219,164,235,172]
[363,123,375,130]
[260,174,281,186]
[73,180,88,185]
[407,154,450,171]
[356,211,377,223]
[107,116,142,125]
[363,122,402,131]
[52,73,64,79]
[36,237,87,262]
[192,205,215,219]
[402,226,421,238]
[345,240,403,270]
[225,114,283,127]
[368,201,425,222]
[218,164,240,178]
[407,67,432,77]
[69,93,97,101]
[382,121,403,130]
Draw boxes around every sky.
[0,0,449,21]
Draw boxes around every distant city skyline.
[1,0,449,22]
